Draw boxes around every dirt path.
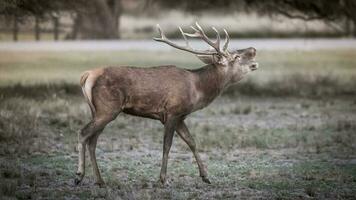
[1,39,356,52]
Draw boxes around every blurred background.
[0,0,356,199]
[1,0,356,40]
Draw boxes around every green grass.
[1,150,355,199]
[0,50,197,86]
[1,50,356,85]
[1,50,356,97]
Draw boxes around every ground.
[0,49,356,199]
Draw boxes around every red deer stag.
[75,22,258,186]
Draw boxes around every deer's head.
[154,22,258,85]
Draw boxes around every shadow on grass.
[226,73,356,97]
[0,83,81,99]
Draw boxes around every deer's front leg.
[176,120,211,184]
[159,117,177,185]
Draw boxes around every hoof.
[74,172,83,185]
[160,181,171,187]
[202,176,211,184]
[74,178,82,185]
[158,178,171,187]
[159,175,166,185]
[94,181,105,187]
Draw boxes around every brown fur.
[74,47,258,186]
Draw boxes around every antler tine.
[181,26,200,38]
[192,22,222,54]
[222,29,230,52]
[153,24,216,55]
[211,27,221,51]
[153,24,165,40]
[191,26,199,33]
[183,23,221,52]
[179,26,189,46]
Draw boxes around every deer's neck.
[191,64,229,108]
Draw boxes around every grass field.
[1,50,356,85]
[0,49,356,199]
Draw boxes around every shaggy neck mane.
[190,64,228,103]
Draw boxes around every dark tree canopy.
[153,0,245,12]
[245,0,356,35]
[0,0,122,39]
[153,0,356,36]
[2,0,356,39]
[245,0,355,21]
[0,0,83,17]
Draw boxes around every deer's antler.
[222,29,230,52]
[153,22,230,57]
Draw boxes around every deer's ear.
[196,55,215,64]
[196,54,228,65]
[216,55,229,65]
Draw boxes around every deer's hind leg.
[74,112,118,185]
[75,93,122,186]
[75,121,92,185]
[86,122,105,186]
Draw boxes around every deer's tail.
[80,70,100,118]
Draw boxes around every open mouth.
[249,62,259,71]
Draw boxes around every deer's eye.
[234,54,240,60]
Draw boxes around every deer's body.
[83,64,230,122]
[74,23,258,186]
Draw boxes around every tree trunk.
[53,16,59,41]
[109,0,123,39]
[35,16,40,41]
[73,0,122,39]
[13,15,19,42]
[345,18,351,37]
[65,14,81,40]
